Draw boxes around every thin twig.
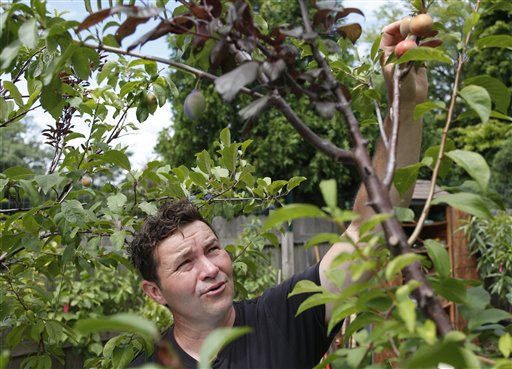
[408,0,482,245]
[0,103,42,128]
[82,42,262,99]
[382,65,401,189]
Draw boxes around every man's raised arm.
[319,20,439,323]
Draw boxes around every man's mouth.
[202,281,226,296]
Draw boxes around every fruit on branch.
[146,93,157,107]
[410,14,433,37]
[81,175,92,187]
[184,89,206,120]
[394,39,417,58]
[399,16,412,38]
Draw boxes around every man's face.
[147,220,234,324]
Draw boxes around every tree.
[1,1,511,368]
[156,1,368,205]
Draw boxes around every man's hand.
[380,20,442,106]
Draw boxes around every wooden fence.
[212,215,341,280]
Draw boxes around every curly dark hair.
[128,199,214,285]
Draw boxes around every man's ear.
[141,280,167,305]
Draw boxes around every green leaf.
[394,207,415,222]
[396,294,416,332]
[196,150,212,174]
[74,313,160,341]
[458,85,491,124]
[18,18,38,49]
[107,193,127,213]
[499,333,511,358]
[467,309,512,330]
[61,200,87,226]
[2,81,24,107]
[287,176,306,191]
[465,75,510,114]
[413,100,446,121]
[422,141,456,179]
[424,239,450,279]
[393,162,423,197]
[429,276,468,304]
[72,48,91,81]
[432,193,492,219]
[288,280,327,297]
[0,40,21,69]
[220,144,237,173]
[463,12,480,41]
[466,287,490,310]
[304,232,341,249]
[136,103,149,123]
[319,179,337,209]
[34,173,65,194]
[3,166,34,179]
[397,46,453,64]
[219,127,231,146]
[475,35,512,49]
[359,213,392,236]
[385,253,423,281]
[103,150,131,171]
[445,150,490,191]
[261,204,327,232]
[404,341,479,369]
[198,327,252,369]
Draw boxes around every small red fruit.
[395,39,417,58]
[410,14,433,37]
[184,89,206,120]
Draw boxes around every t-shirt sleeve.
[258,263,335,366]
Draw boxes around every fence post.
[281,228,294,280]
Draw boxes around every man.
[128,20,438,368]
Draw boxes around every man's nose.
[198,256,219,279]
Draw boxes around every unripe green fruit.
[146,93,157,106]
[81,175,92,187]
[395,39,417,58]
[400,16,412,38]
[410,14,433,37]
[184,89,206,120]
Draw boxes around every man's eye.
[177,260,190,269]
[208,246,220,253]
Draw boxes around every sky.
[28,0,402,170]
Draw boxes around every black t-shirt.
[131,263,336,369]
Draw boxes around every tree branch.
[408,0,482,246]
[297,0,453,335]
[82,42,262,99]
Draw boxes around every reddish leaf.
[115,16,151,44]
[335,7,365,20]
[203,0,222,18]
[210,40,229,67]
[214,61,260,102]
[76,9,112,32]
[192,22,211,53]
[261,59,286,82]
[336,23,362,44]
[127,18,193,51]
[191,4,210,20]
[313,9,332,29]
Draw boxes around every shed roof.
[412,179,448,200]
